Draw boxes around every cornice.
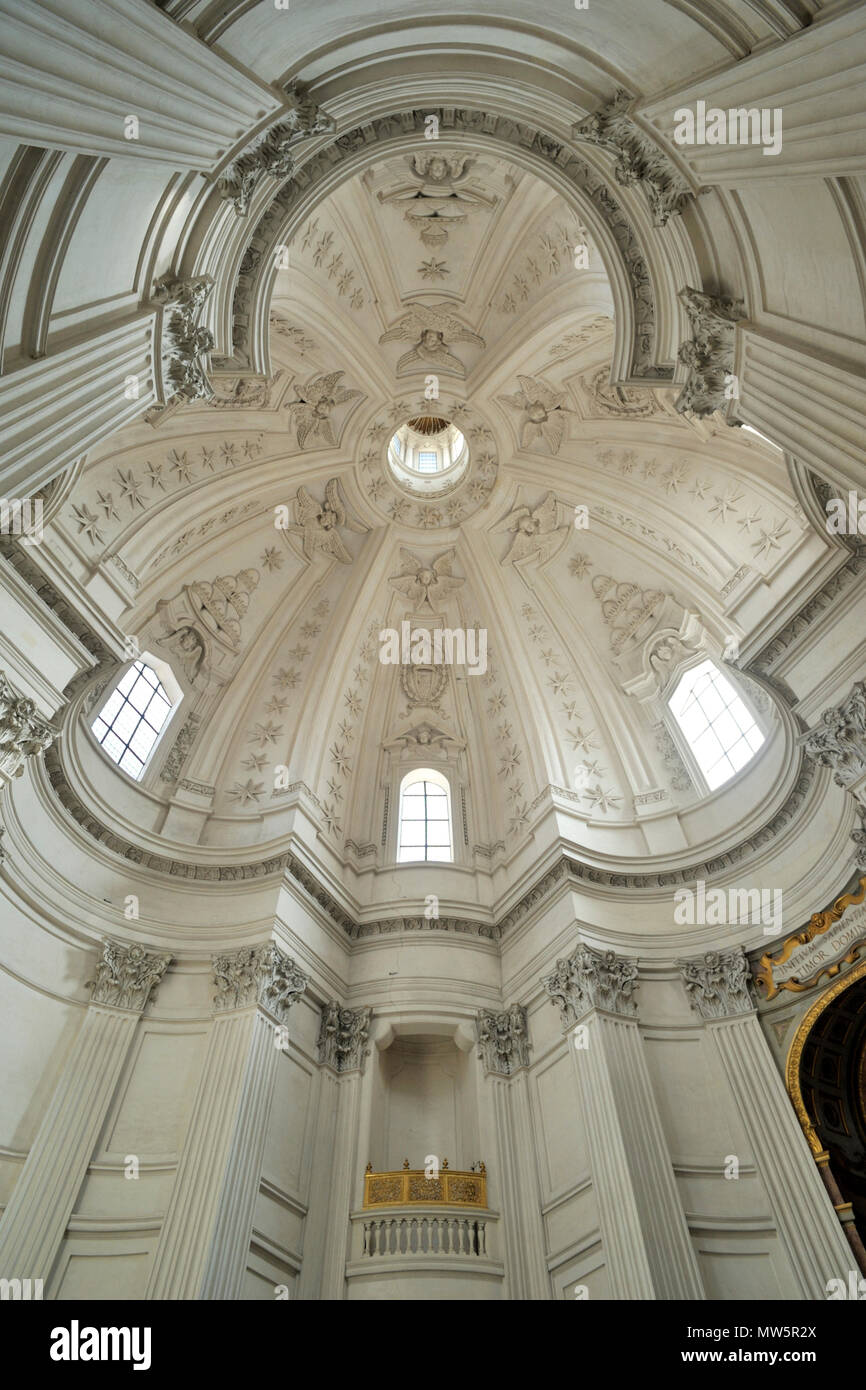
[34,739,821,940]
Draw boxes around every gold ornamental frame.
[363,1167,487,1210]
[755,875,866,1001]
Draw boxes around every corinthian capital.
[674,286,745,419]
[476,1004,530,1076]
[800,682,866,796]
[213,943,307,1023]
[90,941,171,1012]
[152,274,215,406]
[573,88,693,227]
[0,671,60,787]
[219,81,334,215]
[677,949,753,1020]
[317,1001,372,1073]
[542,944,639,1027]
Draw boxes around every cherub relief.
[498,492,570,565]
[379,304,484,377]
[387,548,464,610]
[292,478,364,563]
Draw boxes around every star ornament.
[502,376,569,454]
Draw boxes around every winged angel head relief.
[379,304,484,378]
[388,548,465,611]
[287,371,360,449]
[497,492,571,566]
[292,478,365,563]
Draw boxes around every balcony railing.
[362,1162,487,1210]
[361,1212,488,1257]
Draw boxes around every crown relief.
[150,566,261,690]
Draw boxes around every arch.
[786,958,866,1160]
[197,105,695,386]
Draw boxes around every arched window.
[667,659,764,791]
[397,768,453,863]
[91,659,180,781]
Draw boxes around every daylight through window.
[397,768,453,863]
[92,661,177,781]
[668,659,764,791]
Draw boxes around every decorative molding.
[212,943,307,1022]
[317,1001,371,1072]
[476,1004,530,1075]
[219,81,334,215]
[653,720,694,792]
[160,713,202,784]
[0,670,60,785]
[354,915,500,941]
[178,777,214,797]
[573,89,695,227]
[678,948,753,1019]
[89,940,171,1012]
[748,554,866,678]
[674,287,745,418]
[542,943,639,1026]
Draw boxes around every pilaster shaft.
[0,0,281,167]
[679,950,853,1298]
[544,944,704,1300]
[146,943,307,1300]
[0,941,169,1282]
